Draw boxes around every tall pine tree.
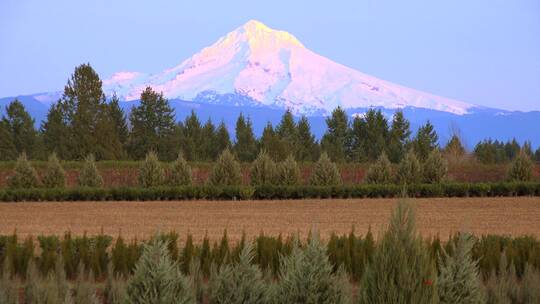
[413,121,439,161]
[233,113,258,162]
[387,110,411,163]
[108,93,129,147]
[214,121,232,160]
[2,99,38,158]
[0,120,17,161]
[295,115,318,162]
[41,102,70,160]
[321,106,351,162]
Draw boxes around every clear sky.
[1,0,539,111]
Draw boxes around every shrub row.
[0,182,539,202]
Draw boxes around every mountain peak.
[235,19,305,49]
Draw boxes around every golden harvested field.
[1,197,539,242]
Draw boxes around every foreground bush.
[7,152,39,189]
[310,152,342,186]
[507,149,533,182]
[169,153,192,186]
[365,153,392,184]
[209,149,242,186]
[396,149,422,185]
[276,155,301,186]
[250,151,277,186]
[138,151,165,188]
[42,153,66,188]
[359,201,437,303]
[423,149,448,183]
[208,244,270,304]
[126,238,195,303]
[275,235,351,304]
[78,154,103,187]
[438,233,484,303]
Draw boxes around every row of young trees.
[2,63,538,164]
[1,202,539,303]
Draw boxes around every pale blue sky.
[1,0,539,111]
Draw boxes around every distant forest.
[1,63,539,164]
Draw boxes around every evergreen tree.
[423,149,448,183]
[208,244,270,304]
[396,149,422,185]
[182,111,203,161]
[276,155,302,186]
[275,234,352,304]
[387,110,411,163]
[321,107,351,162]
[296,115,318,161]
[234,113,258,162]
[127,238,195,304]
[438,233,484,304]
[250,150,277,186]
[413,121,439,161]
[507,149,533,182]
[359,201,438,303]
[138,151,165,188]
[365,153,393,184]
[41,102,70,160]
[78,154,103,187]
[128,87,177,160]
[310,152,342,186]
[209,149,242,186]
[8,152,39,188]
[108,93,129,147]
[61,63,123,160]
[215,121,232,159]
[259,122,287,161]
[363,109,389,161]
[2,99,38,158]
[275,109,297,159]
[42,153,66,188]
[169,153,192,186]
[350,115,367,162]
[443,134,466,162]
[535,148,540,163]
[0,121,17,161]
[201,118,217,161]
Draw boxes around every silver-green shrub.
[310,152,342,186]
[209,149,242,186]
[396,149,422,185]
[42,153,66,188]
[169,153,192,186]
[507,149,533,182]
[364,152,392,184]
[139,151,165,188]
[423,149,448,183]
[8,152,39,189]
[77,154,103,187]
[250,150,277,186]
[276,155,302,186]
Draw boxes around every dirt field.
[1,197,539,242]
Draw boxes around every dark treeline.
[1,63,539,163]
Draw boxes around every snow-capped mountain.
[103,20,474,116]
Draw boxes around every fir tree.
[234,113,258,162]
[438,233,484,304]
[443,134,466,162]
[208,243,270,304]
[296,115,318,161]
[0,120,17,161]
[310,152,342,186]
[363,109,389,161]
[387,110,411,163]
[138,151,165,188]
[169,152,192,186]
[276,155,302,186]
[275,234,352,304]
[507,149,533,182]
[260,122,287,161]
[359,201,437,303]
[250,150,277,186]
[182,111,203,161]
[423,149,448,183]
[413,121,439,161]
[396,149,422,185]
[128,87,177,160]
[42,153,66,188]
[78,154,103,187]
[108,93,129,147]
[209,149,242,186]
[8,152,39,189]
[2,99,38,158]
[365,152,392,184]
[41,102,70,160]
[275,109,297,159]
[321,106,351,162]
[215,121,232,159]
[201,118,217,161]
[127,238,195,304]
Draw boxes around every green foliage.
[387,110,412,163]
[73,263,99,304]
[423,149,448,183]
[275,235,352,304]
[321,106,351,162]
[208,243,270,304]
[438,233,484,304]
[0,120,17,161]
[250,150,277,186]
[413,121,438,161]
[42,153,66,188]
[296,115,319,162]
[443,134,466,162]
[396,149,422,185]
[138,151,165,188]
[108,94,129,147]
[350,109,389,162]
[41,103,70,161]
[359,201,438,303]
[484,253,520,304]
[126,238,195,304]
[507,149,533,182]
[2,99,38,159]
[77,154,103,187]
[209,149,242,186]
[234,113,258,162]
[310,152,342,186]
[0,259,19,304]
[128,87,177,161]
[169,153,192,186]
[276,155,302,186]
[104,262,128,304]
[365,152,392,184]
[8,152,39,189]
